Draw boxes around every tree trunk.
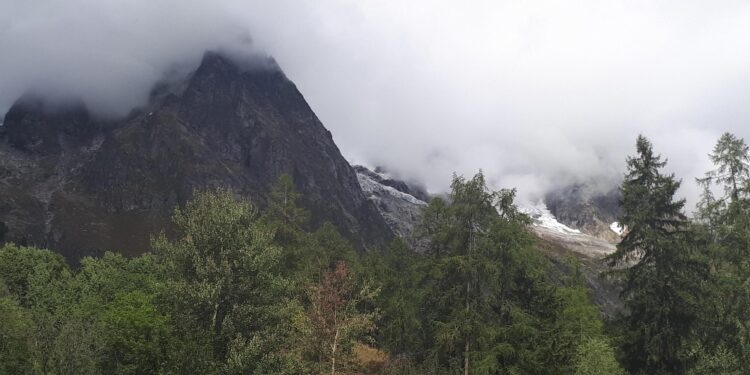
[464,222,474,375]
[331,327,339,375]
[464,340,470,375]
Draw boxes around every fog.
[3,0,750,208]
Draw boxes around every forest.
[1,132,750,375]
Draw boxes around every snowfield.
[519,202,582,235]
[356,172,427,206]
[520,202,616,258]
[610,222,625,236]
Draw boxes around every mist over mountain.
[9,4,750,373]
[4,1,750,207]
[0,52,393,259]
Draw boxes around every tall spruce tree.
[705,133,750,202]
[608,135,706,374]
[435,173,499,375]
[694,133,750,370]
[696,133,750,229]
[420,172,558,374]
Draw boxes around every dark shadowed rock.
[3,96,101,155]
[0,51,393,260]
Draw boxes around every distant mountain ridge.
[0,51,393,260]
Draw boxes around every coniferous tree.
[574,337,625,375]
[262,174,316,287]
[367,239,426,356]
[694,133,750,370]
[608,135,706,374]
[268,174,310,226]
[419,172,561,374]
[264,174,310,246]
[433,173,499,375]
[703,132,750,202]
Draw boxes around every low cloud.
[3,1,750,208]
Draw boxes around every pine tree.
[262,174,314,283]
[420,172,554,374]
[440,173,498,375]
[704,133,749,202]
[265,174,310,236]
[694,133,750,370]
[608,135,706,374]
[367,239,426,356]
[696,133,750,230]
[574,337,625,375]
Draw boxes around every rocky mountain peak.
[0,51,393,259]
[2,95,99,155]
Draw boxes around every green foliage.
[262,174,311,276]
[367,239,425,354]
[0,243,71,308]
[152,188,296,374]
[691,133,750,371]
[411,172,585,374]
[14,135,750,375]
[549,284,604,373]
[0,293,34,375]
[295,261,379,374]
[608,135,709,374]
[416,197,450,257]
[688,345,741,375]
[265,173,310,232]
[574,337,625,375]
[0,175,616,375]
[98,291,171,375]
[702,132,750,201]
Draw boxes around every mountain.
[0,52,393,260]
[354,165,428,246]
[522,202,621,315]
[351,168,623,314]
[544,183,621,242]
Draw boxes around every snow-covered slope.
[355,168,616,260]
[355,166,427,242]
[357,171,428,207]
[521,201,615,258]
[520,202,582,235]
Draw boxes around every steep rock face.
[544,184,621,242]
[0,52,393,260]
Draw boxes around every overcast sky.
[3,1,750,207]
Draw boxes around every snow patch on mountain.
[520,202,582,235]
[610,222,624,236]
[357,172,427,206]
[355,167,427,246]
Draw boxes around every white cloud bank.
[3,0,750,207]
